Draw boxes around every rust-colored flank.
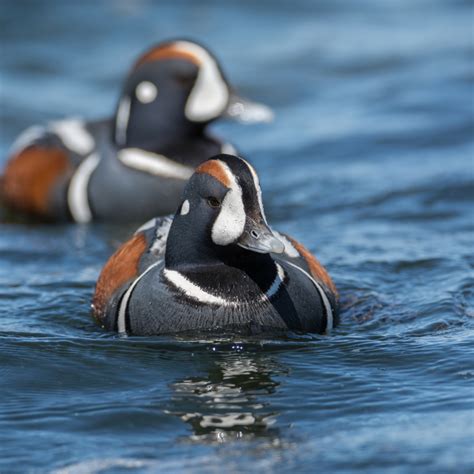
[1,145,71,217]
[134,44,201,70]
[195,160,231,188]
[93,233,147,322]
[288,237,338,296]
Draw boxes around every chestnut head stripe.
[134,43,202,70]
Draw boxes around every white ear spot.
[173,41,229,122]
[180,199,190,215]
[136,81,158,103]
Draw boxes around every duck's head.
[166,154,284,268]
[114,40,273,148]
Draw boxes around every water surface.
[0,1,473,472]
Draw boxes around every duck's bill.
[237,220,284,254]
[224,94,274,123]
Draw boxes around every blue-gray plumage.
[93,155,339,336]
[1,40,272,222]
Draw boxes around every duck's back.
[87,135,224,222]
[1,118,110,220]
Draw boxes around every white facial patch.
[173,41,229,122]
[115,96,131,146]
[136,81,158,103]
[242,158,267,223]
[180,199,190,215]
[211,161,246,246]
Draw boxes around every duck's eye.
[174,73,195,87]
[135,81,158,103]
[207,196,221,208]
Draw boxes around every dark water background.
[1,1,473,472]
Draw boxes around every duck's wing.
[92,215,173,327]
[272,230,339,319]
[1,143,73,219]
[1,118,108,220]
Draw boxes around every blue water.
[1,1,473,472]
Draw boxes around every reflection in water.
[166,352,288,443]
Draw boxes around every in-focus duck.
[1,40,272,222]
[92,154,339,336]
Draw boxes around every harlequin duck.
[1,40,273,222]
[92,154,339,336]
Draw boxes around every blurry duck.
[93,154,339,336]
[1,40,273,222]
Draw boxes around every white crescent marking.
[67,152,100,223]
[115,96,131,146]
[173,41,229,122]
[117,261,162,334]
[211,160,246,245]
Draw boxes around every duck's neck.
[165,221,277,292]
[113,112,206,152]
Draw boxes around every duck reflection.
[165,351,288,443]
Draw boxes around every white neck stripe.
[164,263,286,307]
[284,260,334,332]
[67,152,100,223]
[164,269,232,306]
[118,148,194,179]
[266,263,286,299]
[242,158,266,223]
[118,261,162,334]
